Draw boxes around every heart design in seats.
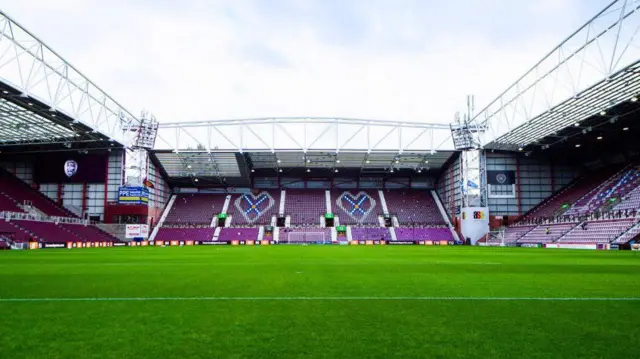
[234,192,275,224]
[335,191,377,223]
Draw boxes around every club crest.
[335,191,376,223]
[234,192,274,223]
[64,160,78,178]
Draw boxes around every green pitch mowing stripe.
[1,246,638,359]
[1,296,639,302]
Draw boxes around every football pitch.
[0,246,638,359]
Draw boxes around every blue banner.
[118,186,149,204]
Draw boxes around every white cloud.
[1,0,607,129]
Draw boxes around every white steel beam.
[157,118,454,152]
[467,0,640,147]
[0,11,140,145]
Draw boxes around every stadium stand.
[218,227,259,242]
[60,223,119,242]
[563,166,637,216]
[613,183,640,211]
[164,194,225,225]
[614,222,640,244]
[518,222,578,244]
[285,189,326,225]
[395,227,454,241]
[228,191,280,225]
[155,227,214,242]
[350,227,391,241]
[384,190,446,225]
[521,167,621,220]
[332,190,381,225]
[0,169,77,218]
[558,219,637,243]
[0,220,30,242]
[14,220,83,242]
[0,193,22,212]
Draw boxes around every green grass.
[0,246,639,359]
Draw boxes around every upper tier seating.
[285,189,326,225]
[518,223,578,243]
[332,190,381,225]
[155,227,214,242]
[395,227,454,241]
[279,227,331,243]
[229,191,280,225]
[165,194,226,225]
[350,227,391,241]
[0,169,76,217]
[558,219,636,244]
[218,227,259,242]
[0,193,22,212]
[523,167,620,219]
[383,190,446,225]
[614,185,640,212]
[564,167,639,216]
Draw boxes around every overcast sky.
[2,0,608,125]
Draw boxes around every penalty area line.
[0,296,639,302]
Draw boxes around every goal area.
[284,232,328,244]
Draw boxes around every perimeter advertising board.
[125,224,149,239]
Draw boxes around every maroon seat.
[286,189,326,225]
[13,220,83,242]
[155,227,214,242]
[60,224,119,242]
[395,227,453,241]
[0,220,30,242]
[0,169,76,217]
[218,227,259,241]
[384,190,446,226]
[165,194,226,225]
[350,227,391,241]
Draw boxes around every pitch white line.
[0,296,639,302]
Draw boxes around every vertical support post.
[104,154,109,222]
[57,183,63,206]
[515,155,522,215]
[479,150,487,207]
[550,162,555,193]
[81,182,88,219]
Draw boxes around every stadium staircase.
[431,190,460,242]
[564,165,631,216]
[279,190,286,215]
[519,176,583,220]
[325,190,332,215]
[212,227,221,241]
[552,222,584,243]
[519,166,622,221]
[0,168,77,218]
[148,194,177,242]
[377,190,390,215]
[388,227,398,241]
[613,220,640,244]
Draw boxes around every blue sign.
[118,186,149,204]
